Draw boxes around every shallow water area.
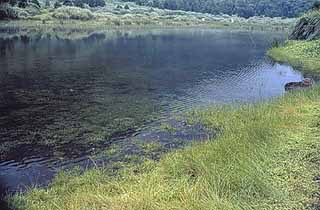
[0,28,303,199]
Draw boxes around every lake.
[0,28,303,199]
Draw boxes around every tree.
[313,1,320,9]
[120,0,317,18]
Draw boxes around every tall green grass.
[10,86,320,210]
[268,40,320,75]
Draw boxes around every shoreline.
[268,40,320,78]
[0,19,293,33]
[2,14,320,210]
[8,85,320,210]
[6,58,320,210]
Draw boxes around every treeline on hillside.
[0,0,105,8]
[52,0,105,8]
[0,0,41,8]
[123,0,317,18]
[0,0,104,19]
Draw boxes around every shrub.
[113,20,121,25]
[30,0,40,8]
[0,3,19,19]
[69,0,106,8]
[17,0,27,8]
[54,1,62,8]
[62,0,74,6]
[16,8,29,18]
[74,1,84,8]
[86,0,105,7]
[9,0,18,6]
[313,1,320,10]
[52,6,94,20]
[271,38,281,48]
[45,0,50,8]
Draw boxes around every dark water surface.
[0,28,302,200]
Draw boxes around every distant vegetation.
[55,0,106,7]
[1,0,317,22]
[0,0,41,19]
[0,0,296,29]
[52,6,94,20]
[124,0,318,18]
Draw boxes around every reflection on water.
[0,28,303,195]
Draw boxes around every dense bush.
[45,0,50,7]
[54,1,62,8]
[30,0,40,7]
[62,0,73,6]
[0,0,42,19]
[52,6,94,20]
[85,0,105,7]
[60,0,105,7]
[313,1,320,9]
[17,0,28,8]
[4,0,41,8]
[0,3,18,19]
[8,0,18,6]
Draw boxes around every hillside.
[124,0,317,18]
[1,0,318,19]
[0,0,296,29]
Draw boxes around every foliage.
[124,0,317,18]
[54,1,62,8]
[0,0,41,20]
[45,0,50,7]
[313,0,320,9]
[52,6,94,20]
[271,38,281,48]
[4,0,41,8]
[0,3,19,19]
[59,0,106,7]
[7,0,292,27]
[268,40,320,74]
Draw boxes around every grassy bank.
[268,40,320,75]
[268,8,320,75]
[9,85,320,209]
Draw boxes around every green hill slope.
[124,0,317,18]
